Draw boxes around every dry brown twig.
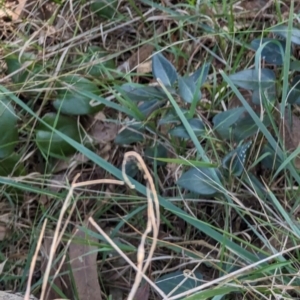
[121,151,160,300]
[24,218,47,300]
[31,151,160,299]
[39,175,124,300]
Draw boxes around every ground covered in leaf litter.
[1,0,300,299]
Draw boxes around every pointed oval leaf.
[169,118,205,138]
[155,270,203,299]
[0,153,25,176]
[152,53,177,86]
[5,54,47,90]
[290,61,300,71]
[120,83,166,101]
[222,141,252,176]
[260,144,282,170]
[0,97,18,158]
[251,85,276,105]
[158,108,189,125]
[145,144,168,166]
[229,69,276,90]
[251,38,286,65]
[178,76,199,103]
[287,76,300,104]
[90,0,117,19]
[177,167,221,196]
[138,100,164,117]
[271,25,300,45]
[213,107,246,140]
[53,75,102,115]
[36,113,81,157]
[189,63,210,86]
[123,160,139,178]
[114,124,145,145]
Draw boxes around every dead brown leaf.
[117,25,165,73]
[90,121,118,144]
[237,0,268,10]
[69,221,102,300]
[134,283,150,300]
[0,225,6,241]
[40,236,63,300]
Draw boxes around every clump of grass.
[1,0,300,299]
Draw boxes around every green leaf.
[290,61,300,71]
[287,76,300,104]
[114,124,145,145]
[36,113,81,157]
[260,144,282,170]
[155,270,203,299]
[90,0,117,19]
[0,97,18,158]
[229,69,276,90]
[138,100,164,118]
[144,144,168,166]
[158,109,189,125]
[169,118,205,138]
[213,107,246,140]
[123,160,139,178]
[222,141,252,176]
[178,76,199,103]
[0,153,25,176]
[5,53,47,89]
[152,53,178,86]
[120,83,167,101]
[189,63,210,86]
[177,167,221,196]
[271,25,300,45]
[53,75,102,115]
[251,38,286,65]
[251,85,276,105]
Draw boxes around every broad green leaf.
[138,100,164,117]
[158,109,189,125]
[222,141,252,176]
[189,63,210,86]
[155,270,203,299]
[145,144,168,166]
[287,76,300,104]
[177,167,221,196]
[169,118,205,138]
[251,85,276,105]
[152,52,178,86]
[229,69,276,90]
[123,160,139,178]
[90,0,117,18]
[114,124,145,145]
[0,97,18,158]
[290,61,300,71]
[271,25,300,45]
[120,83,167,101]
[260,144,282,170]
[36,113,81,157]
[5,54,47,89]
[178,76,199,103]
[0,153,25,176]
[53,75,102,115]
[251,38,286,65]
[213,107,246,140]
